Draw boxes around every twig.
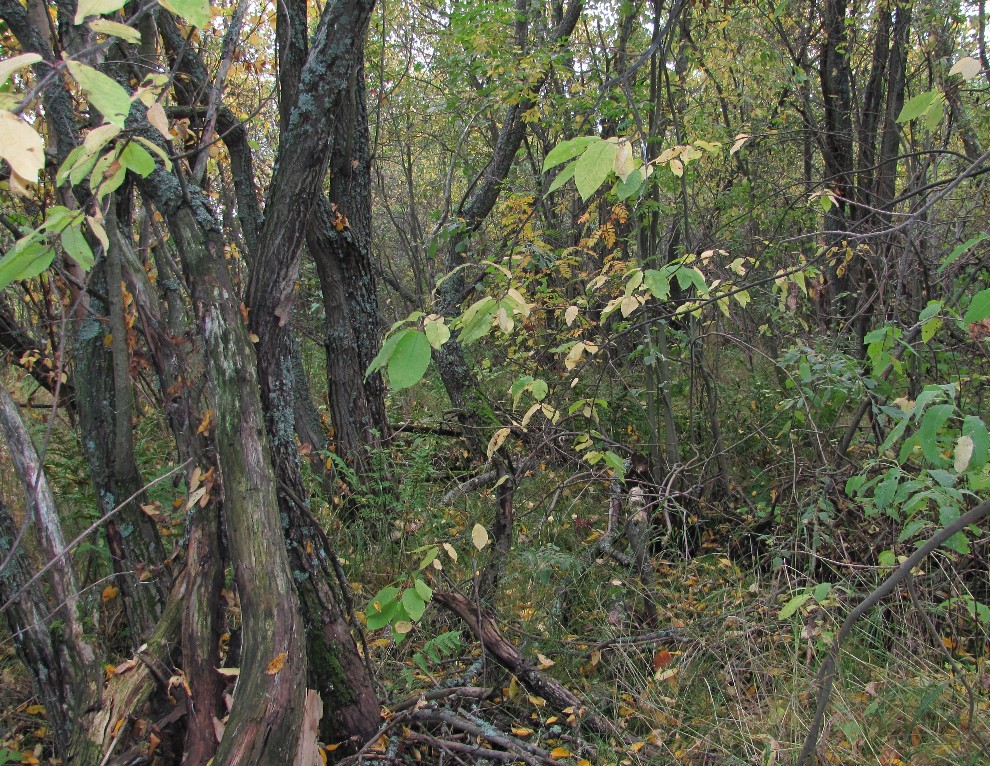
[0,460,191,616]
[390,687,494,713]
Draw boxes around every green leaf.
[924,97,945,131]
[546,162,575,193]
[918,403,955,466]
[542,136,598,172]
[90,150,126,200]
[132,136,173,170]
[574,139,617,201]
[939,234,988,273]
[423,316,450,349]
[944,531,970,555]
[921,300,943,342]
[873,472,898,511]
[530,379,548,401]
[387,329,431,390]
[365,599,399,630]
[61,225,94,269]
[962,415,989,470]
[0,241,55,290]
[417,547,439,570]
[87,19,142,43]
[366,586,399,629]
[458,297,497,344]
[812,582,832,602]
[121,141,155,176]
[779,592,813,620]
[66,60,132,128]
[510,374,534,408]
[643,269,671,301]
[603,450,625,477]
[897,519,928,543]
[74,0,127,22]
[366,327,406,377]
[845,474,866,496]
[158,0,211,28]
[897,90,938,124]
[615,166,644,200]
[674,265,707,295]
[963,288,990,325]
[401,587,426,621]
[414,578,433,601]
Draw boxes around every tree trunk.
[74,207,168,647]
[0,384,101,763]
[114,219,226,766]
[247,0,382,743]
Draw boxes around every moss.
[306,627,356,742]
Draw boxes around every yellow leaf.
[472,523,489,551]
[442,542,458,562]
[196,409,214,435]
[24,704,45,715]
[102,585,119,601]
[511,727,533,736]
[266,652,288,675]
[146,102,170,137]
[487,427,511,458]
[550,747,572,758]
[0,110,45,183]
[527,695,546,707]
[578,760,593,766]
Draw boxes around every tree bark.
[247,0,382,743]
[74,209,168,647]
[0,384,101,763]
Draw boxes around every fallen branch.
[441,470,498,504]
[433,590,615,737]
[405,708,566,766]
[390,686,494,713]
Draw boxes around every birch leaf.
[0,111,45,183]
[954,435,974,473]
[949,56,981,81]
[65,60,132,128]
[472,523,489,551]
[0,54,42,87]
[158,0,211,28]
[74,0,127,22]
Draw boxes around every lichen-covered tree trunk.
[137,168,308,763]
[114,219,226,766]
[0,384,101,764]
[248,0,382,742]
[0,497,79,757]
[309,59,390,475]
[74,210,168,646]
